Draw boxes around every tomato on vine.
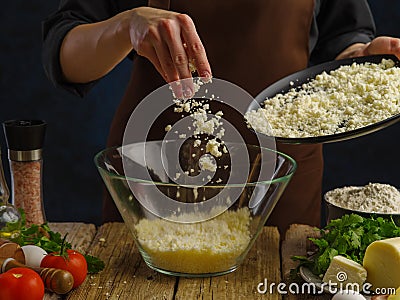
[40,235,88,288]
[41,248,87,288]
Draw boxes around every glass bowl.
[94,140,296,277]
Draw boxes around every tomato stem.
[60,233,69,260]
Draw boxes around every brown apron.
[105,0,323,234]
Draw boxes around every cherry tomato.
[40,249,88,288]
[0,267,45,300]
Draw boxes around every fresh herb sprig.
[11,222,71,253]
[292,214,400,277]
[84,254,105,274]
[10,212,104,274]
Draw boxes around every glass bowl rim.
[94,141,297,188]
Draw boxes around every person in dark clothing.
[42,0,400,233]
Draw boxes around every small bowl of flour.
[324,183,400,224]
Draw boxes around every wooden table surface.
[43,223,331,300]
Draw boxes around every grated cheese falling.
[198,155,217,172]
[171,78,226,175]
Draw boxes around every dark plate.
[248,54,400,144]
[298,265,332,294]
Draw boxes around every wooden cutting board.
[65,223,282,300]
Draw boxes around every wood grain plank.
[175,227,282,300]
[281,224,330,300]
[49,222,97,252]
[65,222,177,300]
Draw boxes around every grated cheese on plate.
[245,59,400,138]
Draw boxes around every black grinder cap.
[3,120,47,151]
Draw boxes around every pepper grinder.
[3,120,47,226]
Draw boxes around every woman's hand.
[59,6,211,96]
[337,36,400,60]
[129,7,211,96]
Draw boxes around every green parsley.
[84,254,105,274]
[292,214,400,276]
[10,212,105,274]
[11,223,72,253]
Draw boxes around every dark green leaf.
[85,254,105,274]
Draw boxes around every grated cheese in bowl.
[134,207,252,274]
[245,59,400,138]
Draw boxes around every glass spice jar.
[3,120,47,226]
[0,147,22,238]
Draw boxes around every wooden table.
[43,223,330,300]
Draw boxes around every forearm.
[336,37,400,60]
[335,43,366,60]
[60,10,133,83]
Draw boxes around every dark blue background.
[0,1,399,225]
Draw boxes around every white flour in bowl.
[325,183,400,214]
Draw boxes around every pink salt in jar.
[3,120,47,226]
